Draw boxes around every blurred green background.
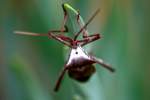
[1,0,150,100]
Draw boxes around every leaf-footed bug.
[14,3,115,92]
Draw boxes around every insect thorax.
[66,46,94,67]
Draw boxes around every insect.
[15,3,115,92]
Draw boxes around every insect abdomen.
[68,65,95,82]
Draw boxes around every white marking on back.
[66,46,90,66]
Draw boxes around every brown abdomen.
[68,65,95,82]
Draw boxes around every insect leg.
[79,33,101,46]
[14,31,49,36]
[59,3,69,33]
[91,56,115,72]
[54,66,69,92]
[50,25,68,33]
[15,5,69,37]
[48,31,72,47]
[48,3,69,34]
[74,9,100,40]
[76,11,89,37]
[49,11,68,33]
[48,10,68,34]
